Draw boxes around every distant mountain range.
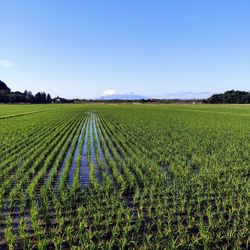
[151,91,213,100]
[97,91,213,100]
[98,92,147,100]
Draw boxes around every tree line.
[206,90,250,104]
[9,91,52,104]
[0,80,52,104]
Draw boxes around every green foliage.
[207,89,250,103]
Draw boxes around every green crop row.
[0,104,249,249]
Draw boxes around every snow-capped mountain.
[98,91,148,100]
[97,90,213,100]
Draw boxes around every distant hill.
[151,91,213,100]
[98,91,213,100]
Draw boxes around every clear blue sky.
[0,0,249,98]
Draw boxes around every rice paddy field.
[0,104,249,249]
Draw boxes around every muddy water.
[54,118,86,190]
[92,114,112,177]
[68,119,87,185]
[162,164,173,178]
[89,113,102,183]
[54,111,124,189]
[46,135,75,186]
[79,118,90,188]
[54,141,72,190]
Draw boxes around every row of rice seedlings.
[1,112,86,248]
[100,113,206,247]
[92,113,113,180]
[95,113,138,191]
[94,114,126,190]
[0,112,82,248]
[0,114,72,182]
[44,115,87,192]
[98,114,164,188]
[97,115,165,220]
[1,115,83,231]
[97,106,249,248]
[99,113,201,245]
[26,114,87,200]
[57,115,90,193]
[53,118,85,192]
[0,109,62,160]
[104,113,163,167]
[0,112,70,167]
[102,113,171,187]
[96,113,167,246]
[3,113,83,209]
[0,112,81,211]
[68,115,88,185]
